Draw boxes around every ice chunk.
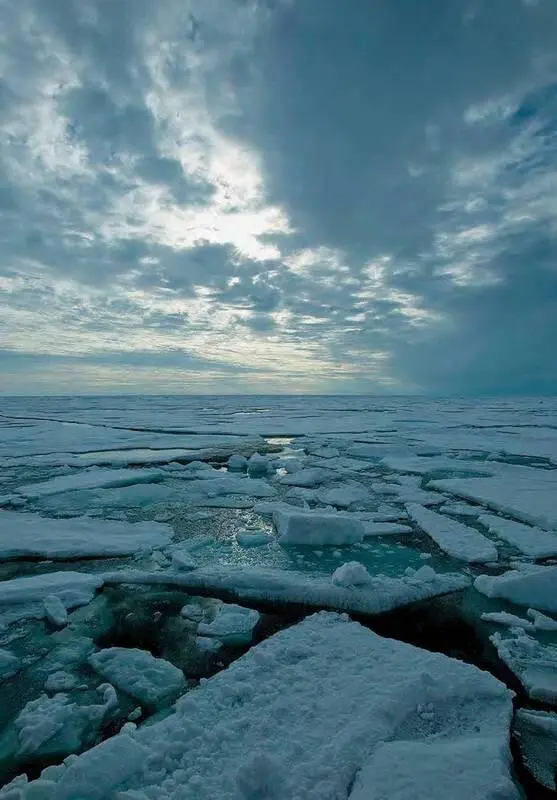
[13,684,117,760]
[0,511,173,560]
[478,513,557,558]
[317,482,370,508]
[490,630,557,705]
[480,611,533,630]
[168,547,197,571]
[197,602,260,645]
[88,647,186,709]
[44,671,78,693]
[0,648,20,681]
[0,571,103,616]
[273,508,365,546]
[351,736,517,800]
[442,502,481,517]
[407,503,498,563]
[246,452,270,477]
[278,468,330,487]
[235,531,273,547]
[474,566,557,612]
[227,454,248,471]
[515,709,557,791]
[527,608,557,631]
[332,562,372,587]
[14,468,165,499]
[15,613,516,799]
[196,636,222,653]
[43,595,68,628]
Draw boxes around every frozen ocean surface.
[0,395,556,798]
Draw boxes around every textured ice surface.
[515,709,557,790]
[6,613,517,800]
[0,511,173,559]
[431,468,557,530]
[407,503,498,563]
[102,564,470,616]
[490,629,557,705]
[197,602,260,645]
[14,468,165,499]
[474,566,557,612]
[273,508,365,546]
[478,513,557,558]
[88,648,186,709]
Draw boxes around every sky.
[0,0,556,395]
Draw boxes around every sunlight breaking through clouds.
[0,0,556,394]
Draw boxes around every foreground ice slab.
[88,648,186,710]
[102,564,470,616]
[474,566,557,613]
[477,513,557,559]
[0,572,102,619]
[0,511,173,560]
[406,503,498,563]
[7,613,518,800]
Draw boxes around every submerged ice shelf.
[1,394,557,797]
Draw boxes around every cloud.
[1,0,556,394]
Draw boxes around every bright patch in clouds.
[0,0,556,394]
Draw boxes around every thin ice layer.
[101,564,470,616]
[478,514,557,559]
[430,469,557,531]
[0,511,173,560]
[406,503,498,563]
[9,613,517,800]
[14,468,165,499]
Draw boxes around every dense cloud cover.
[1,0,556,394]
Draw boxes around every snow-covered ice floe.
[406,503,498,563]
[197,602,260,646]
[273,508,365,546]
[477,513,557,559]
[474,566,557,613]
[3,613,518,799]
[515,709,557,791]
[0,572,103,628]
[13,468,165,499]
[430,468,557,531]
[490,629,557,705]
[88,648,186,710]
[0,511,173,560]
[102,564,470,616]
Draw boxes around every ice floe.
[474,566,557,613]
[88,648,186,710]
[478,513,557,559]
[4,613,517,799]
[0,511,173,560]
[406,503,498,563]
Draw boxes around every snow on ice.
[406,503,498,563]
[4,613,518,800]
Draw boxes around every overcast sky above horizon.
[1,0,556,395]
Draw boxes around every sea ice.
[14,468,165,499]
[515,709,557,790]
[43,595,69,628]
[88,647,186,709]
[0,649,20,681]
[474,566,557,612]
[406,503,498,563]
[490,629,557,705]
[9,613,517,800]
[197,602,260,646]
[273,508,365,546]
[332,562,372,587]
[278,468,330,487]
[0,511,173,560]
[478,513,557,558]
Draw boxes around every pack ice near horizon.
[0,394,556,798]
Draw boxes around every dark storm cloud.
[0,0,556,393]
